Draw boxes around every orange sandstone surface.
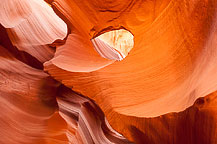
[0,0,217,143]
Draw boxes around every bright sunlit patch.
[91,29,134,61]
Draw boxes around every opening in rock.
[91,29,134,61]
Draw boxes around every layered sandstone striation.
[0,0,217,143]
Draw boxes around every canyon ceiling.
[0,0,217,144]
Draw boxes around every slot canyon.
[0,0,217,143]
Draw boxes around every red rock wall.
[0,0,217,143]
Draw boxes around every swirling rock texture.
[0,0,217,144]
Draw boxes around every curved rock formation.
[0,0,67,62]
[0,45,60,144]
[0,0,217,143]
[0,43,131,144]
[57,86,131,144]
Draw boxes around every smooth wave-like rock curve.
[49,34,115,72]
[107,91,217,143]
[0,43,131,143]
[45,0,217,119]
[57,86,132,144]
[1,0,217,143]
[0,0,67,62]
[44,0,217,142]
[0,45,63,144]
